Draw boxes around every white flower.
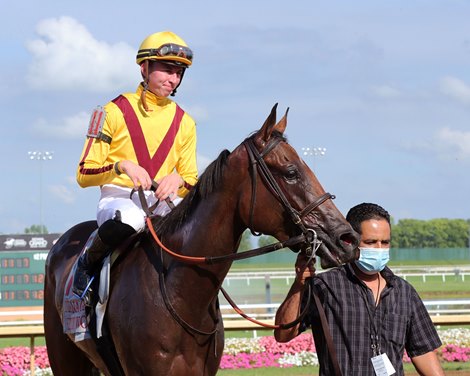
[278,351,319,367]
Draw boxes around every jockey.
[73,31,198,297]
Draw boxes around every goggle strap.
[137,43,193,62]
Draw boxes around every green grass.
[229,258,470,271]
[402,275,469,298]
[0,337,46,348]
[219,270,469,305]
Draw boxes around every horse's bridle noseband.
[244,136,335,256]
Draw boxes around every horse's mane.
[153,131,287,237]
[154,149,231,236]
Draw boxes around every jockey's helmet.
[136,31,193,68]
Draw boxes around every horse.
[44,104,359,376]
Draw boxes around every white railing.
[224,266,470,285]
[1,267,469,326]
[2,299,469,326]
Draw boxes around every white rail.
[2,300,469,326]
[224,266,470,285]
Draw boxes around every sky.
[1,0,469,235]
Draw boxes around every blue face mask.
[355,247,390,275]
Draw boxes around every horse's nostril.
[340,233,357,247]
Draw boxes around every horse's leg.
[44,273,98,375]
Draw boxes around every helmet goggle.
[137,43,193,64]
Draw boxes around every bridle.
[132,133,344,373]
[138,134,337,332]
[244,135,334,256]
[141,134,336,264]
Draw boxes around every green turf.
[0,337,46,348]
[219,270,470,305]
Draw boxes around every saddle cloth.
[62,253,111,342]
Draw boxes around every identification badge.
[371,353,396,376]
[87,106,106,138]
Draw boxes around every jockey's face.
[143,61,184,97]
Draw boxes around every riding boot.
[72,232,109,298]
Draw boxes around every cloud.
[31,111,90,139]
[400,127,470,163]
[26,16,137,92]
[435,127,470,161]
[48,184,77,204]
[439,76,470,105]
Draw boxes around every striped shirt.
[301,264,441,375]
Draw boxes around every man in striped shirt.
[73,31,198,298]
[275,203,444,375]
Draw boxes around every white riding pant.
[97,184,182,233]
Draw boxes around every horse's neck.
[161,197,243,304]
[176,197,243,257]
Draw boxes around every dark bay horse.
[44,104,359,375]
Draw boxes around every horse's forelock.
[271,130,288,143]
[155,149,231,235]
[250,130,288,144]
[155,132,287,236]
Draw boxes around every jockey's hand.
[295,252,316,284]
[155,173,183,200]
[119,160,152,190]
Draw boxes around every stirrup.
[73,274,95,298]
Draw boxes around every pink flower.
[0,346,50,374]
[259,333,315,355]
[219,353,283,369]
[1,332,470,372]
[441,344,470,362]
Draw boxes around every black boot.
[73,232,109,298]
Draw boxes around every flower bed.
[1,329,470,374]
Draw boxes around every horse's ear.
[259,103,278,141]
[274,107,289,134]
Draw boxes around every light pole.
[28,151,53,233]
[301,146,327,173]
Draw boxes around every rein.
[219,284,312,330]
[145,215,311,265]
[134,134,336,336]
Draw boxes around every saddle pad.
[62,260,91,342]
[62,253,111,342]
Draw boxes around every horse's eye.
[285,167,299,182]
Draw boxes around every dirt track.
[0,306,43,322]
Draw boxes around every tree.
[24,224,48,234]
[392,218,469,248]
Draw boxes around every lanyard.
[359,280,382,356]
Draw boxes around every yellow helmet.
[136,31,193,67]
